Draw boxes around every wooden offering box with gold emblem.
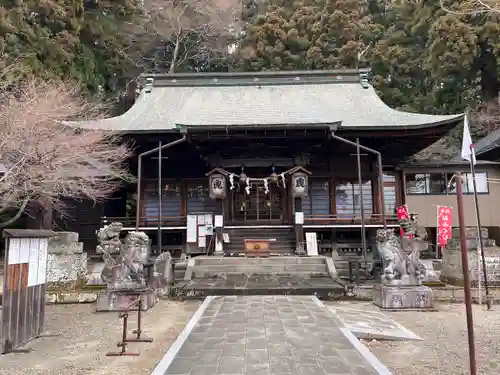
[244,239,271,257]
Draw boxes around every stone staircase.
[223,227,296,255]
[175,256,345,297]
[186,256,336,278]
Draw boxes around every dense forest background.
[2,0,500,160]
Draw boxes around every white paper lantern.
[209,173,226,199]
[292,171,308,197]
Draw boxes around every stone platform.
[175,275,346,298]
[151,296,392,375]
[176,256,345,298]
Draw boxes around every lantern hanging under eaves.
[292,171,308,197]
[209,173,227,199]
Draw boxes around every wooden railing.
[304,213,399,225]
[101,214,398,228]
[102,216,187,228]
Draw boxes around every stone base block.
[46,252,87,287]
[452,227,488,239]
[373,284,434,310]
[95,290,158,312]
[86,262,106,286]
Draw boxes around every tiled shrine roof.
[65,69,463,132]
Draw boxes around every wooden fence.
[0,229,55,353]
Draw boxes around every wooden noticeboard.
[185,213,213,254]
[1,229,55,353]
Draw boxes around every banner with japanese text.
[437,206,453,247]
[396,205,409,237]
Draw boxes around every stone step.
[192,269,329,278]
[224,248,296,253]
[225,236,295,243]
[192,264,328,273]
[224,230,294,238]
[223,248,296,255]
[194,256,327,265]
[223,240,296,246]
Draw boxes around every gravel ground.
[0,300,200,375]
[325,301,500,375]
[0,299,498,375]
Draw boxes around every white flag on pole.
[461,113,476,165]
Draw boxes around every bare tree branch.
[0,198,29,229]
[472,98,500,135]
[0,77,134,227]
[139,0,243,72]
[440,0,500,15]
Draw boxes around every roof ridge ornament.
[144,77,154,93]
[359,72,369,89]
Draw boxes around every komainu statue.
[376,213,428,286]
[96,223,151,290]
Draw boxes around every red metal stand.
[106,310,140,357]
[126,298,153,343]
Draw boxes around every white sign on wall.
[295,212,304,225]
[36,238,48,285]
[187,215,197,243]
[7,237,21,265]
[28,238,41,287]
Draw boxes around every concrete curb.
[150,296,214,375]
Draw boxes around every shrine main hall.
[67,69,463,256]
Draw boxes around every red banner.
[397,205,409,220]
[396,205,409,237]
[437,206,453,247]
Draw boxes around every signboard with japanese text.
[437,206,453,247]
[396,205,409,237]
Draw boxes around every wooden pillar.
[328,155,336,216]
[180,182,187,219]
[214,199,224,255]
[372,161,382,216]
[138,181,147,227]
[329,177,336,216]
[294,196,305,255]
[287,176,293,223]
[394,171,403,207]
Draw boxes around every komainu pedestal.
[373,284,433,310]
[373,216,434,310]
[96,288,157,312]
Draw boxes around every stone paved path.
[152,296,391,375]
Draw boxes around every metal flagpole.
[157,141,162,254]
[436,205,440,260]
[469,144,491,309]
[455,172,478,375]
[356,138,368,271]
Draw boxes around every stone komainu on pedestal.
[95,223,157,311]
[373,215,434,310]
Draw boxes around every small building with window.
[402,133,500,247]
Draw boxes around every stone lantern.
[291,167,311,197]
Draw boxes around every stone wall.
[441,227,500,287]
[46,232,87,290]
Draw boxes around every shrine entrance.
[232,181,284,223]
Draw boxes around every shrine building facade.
[67,69,464,256]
